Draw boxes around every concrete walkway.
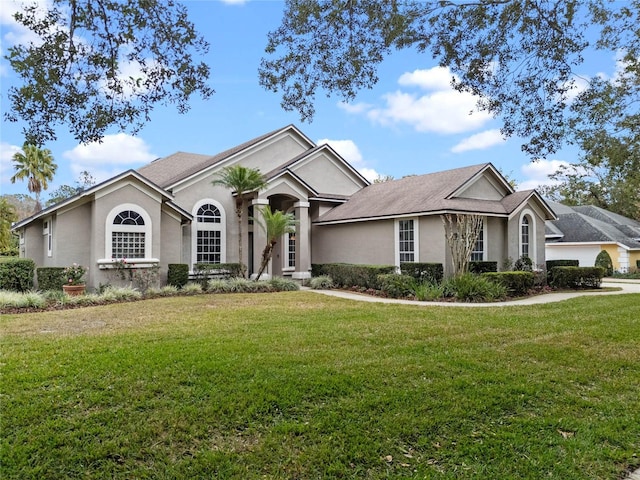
[306,278,640,308]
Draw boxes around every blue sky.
[0,0,616,198]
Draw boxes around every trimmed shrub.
[400,262,444,284]
[483,271,535,296]
[312,263,396,290]
[0,258,35,292]
[378,274,414,298]
[36,267,66,291]
[167,264,189,288]
[594,250,613,276]
[514,255,533,272]
[546,259,579,283]
[550,266,605,289]
[469,261,498,274]
[546,259,579,270]
[442,273,507,302]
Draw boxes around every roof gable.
[137,125,315,191]
[11,170,187,231]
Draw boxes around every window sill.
[98,258,159,269]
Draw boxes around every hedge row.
[0,258,35,292]
[549,266,605,289]
[482,271,535,296]
[312,263,396,289]
[399,262,444,284]
[36,267,66,291]
[469,261,498,274]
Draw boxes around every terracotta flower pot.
[63,284,86,296]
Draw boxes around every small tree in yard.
[212,166,267,278]
[254,206,297,281]
[441,213,483,277]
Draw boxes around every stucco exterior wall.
[486,216,507,267]
[457,175,505,200]
[312,220,395,266]
[172,179,235,267]
[229,134,309,174]
[20,221,44,265]
[55,202,92,269]
[292,154,363,196]
[90,182,163,288]
[507,205,547,268]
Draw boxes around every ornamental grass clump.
[443,273,507,302]
[309,275,334,289]
[0,290,46,309]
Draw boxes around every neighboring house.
[11,125,556,290]
[545,202,640,272]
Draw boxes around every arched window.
[521,215,530,258]
[105,204,152,259]
[192,200,226,267]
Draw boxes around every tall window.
[287,233,296,268]
[196,204,221,263]
[112,210,146,258]
[471,221,484,261]
[521,215,530,257]
[398,219,415,262]
[192,199,226,267]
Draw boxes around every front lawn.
[1,292,639,479]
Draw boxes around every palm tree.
[212,165,267,278]
[254,206,297,281]
[10,143,57,213]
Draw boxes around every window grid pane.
[112,232,145,258]
[197,230,221,264]
[197,204,221,223]
[288,234,296,268]
[399,220,415,262]
[471,223,484,262]
[521,217,530,257]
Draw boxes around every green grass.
[1,292,639,479]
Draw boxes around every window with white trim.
[192,200,226,267]
[521,215,530,257]
[471,221,484,261]
[104,204,152,261]
[398,219,415,262]
[286,232,296,268]
[112,210,146,258]
[43,217,53,257]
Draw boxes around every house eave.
[314,209,508,226]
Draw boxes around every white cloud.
[519,159,570,191]
[63,133,156,182]
[337,101,372,115]
[451,129,505,153]
[341,66,492,135]
[0,141,22,185]
[316,138,380,182]
[398,67,454,90]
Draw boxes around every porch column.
[251,198,270,278]
[293,201,311,280]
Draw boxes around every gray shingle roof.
[315,163,542,223]
[546,202,640,248]
[137,125,301,188]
